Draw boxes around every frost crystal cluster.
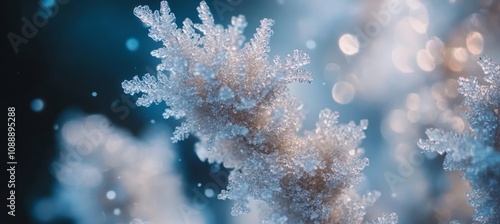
[123,2,396,223]
[419,56,500,223]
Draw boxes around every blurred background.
[3,0,500,223]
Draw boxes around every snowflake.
[123,1,396,223]
[419,56,500,223]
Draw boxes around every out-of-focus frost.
[33,113,204,224]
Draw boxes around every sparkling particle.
[417,49,436,72]
[409,2,429,34]
[306,39,316,49]
[332,81,355,104]
[197,183,202,187]
[53,124,59,130]
[466,31,484,55]
[406,93,421,111]
[150,119,156,124]
[452,48,468,63]
[113,208,121,216]
[425,37,445,64]
[106,190,116,200]
[338,34,359,55]
[448,48,468,72]
[92,92,97,97]
[388,109,408,133]
[126,38,139,52]
[204,188,215,198]
[31,98,45,112]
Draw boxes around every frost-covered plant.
[419,56,500,223]
[123,1,396,223]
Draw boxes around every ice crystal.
[418,56,500,223]
[123,1,394,223]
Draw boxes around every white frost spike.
[123,1,394,223]
[419,56,500,223]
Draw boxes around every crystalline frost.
[418,56,500,223]
[123,1,395,223]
